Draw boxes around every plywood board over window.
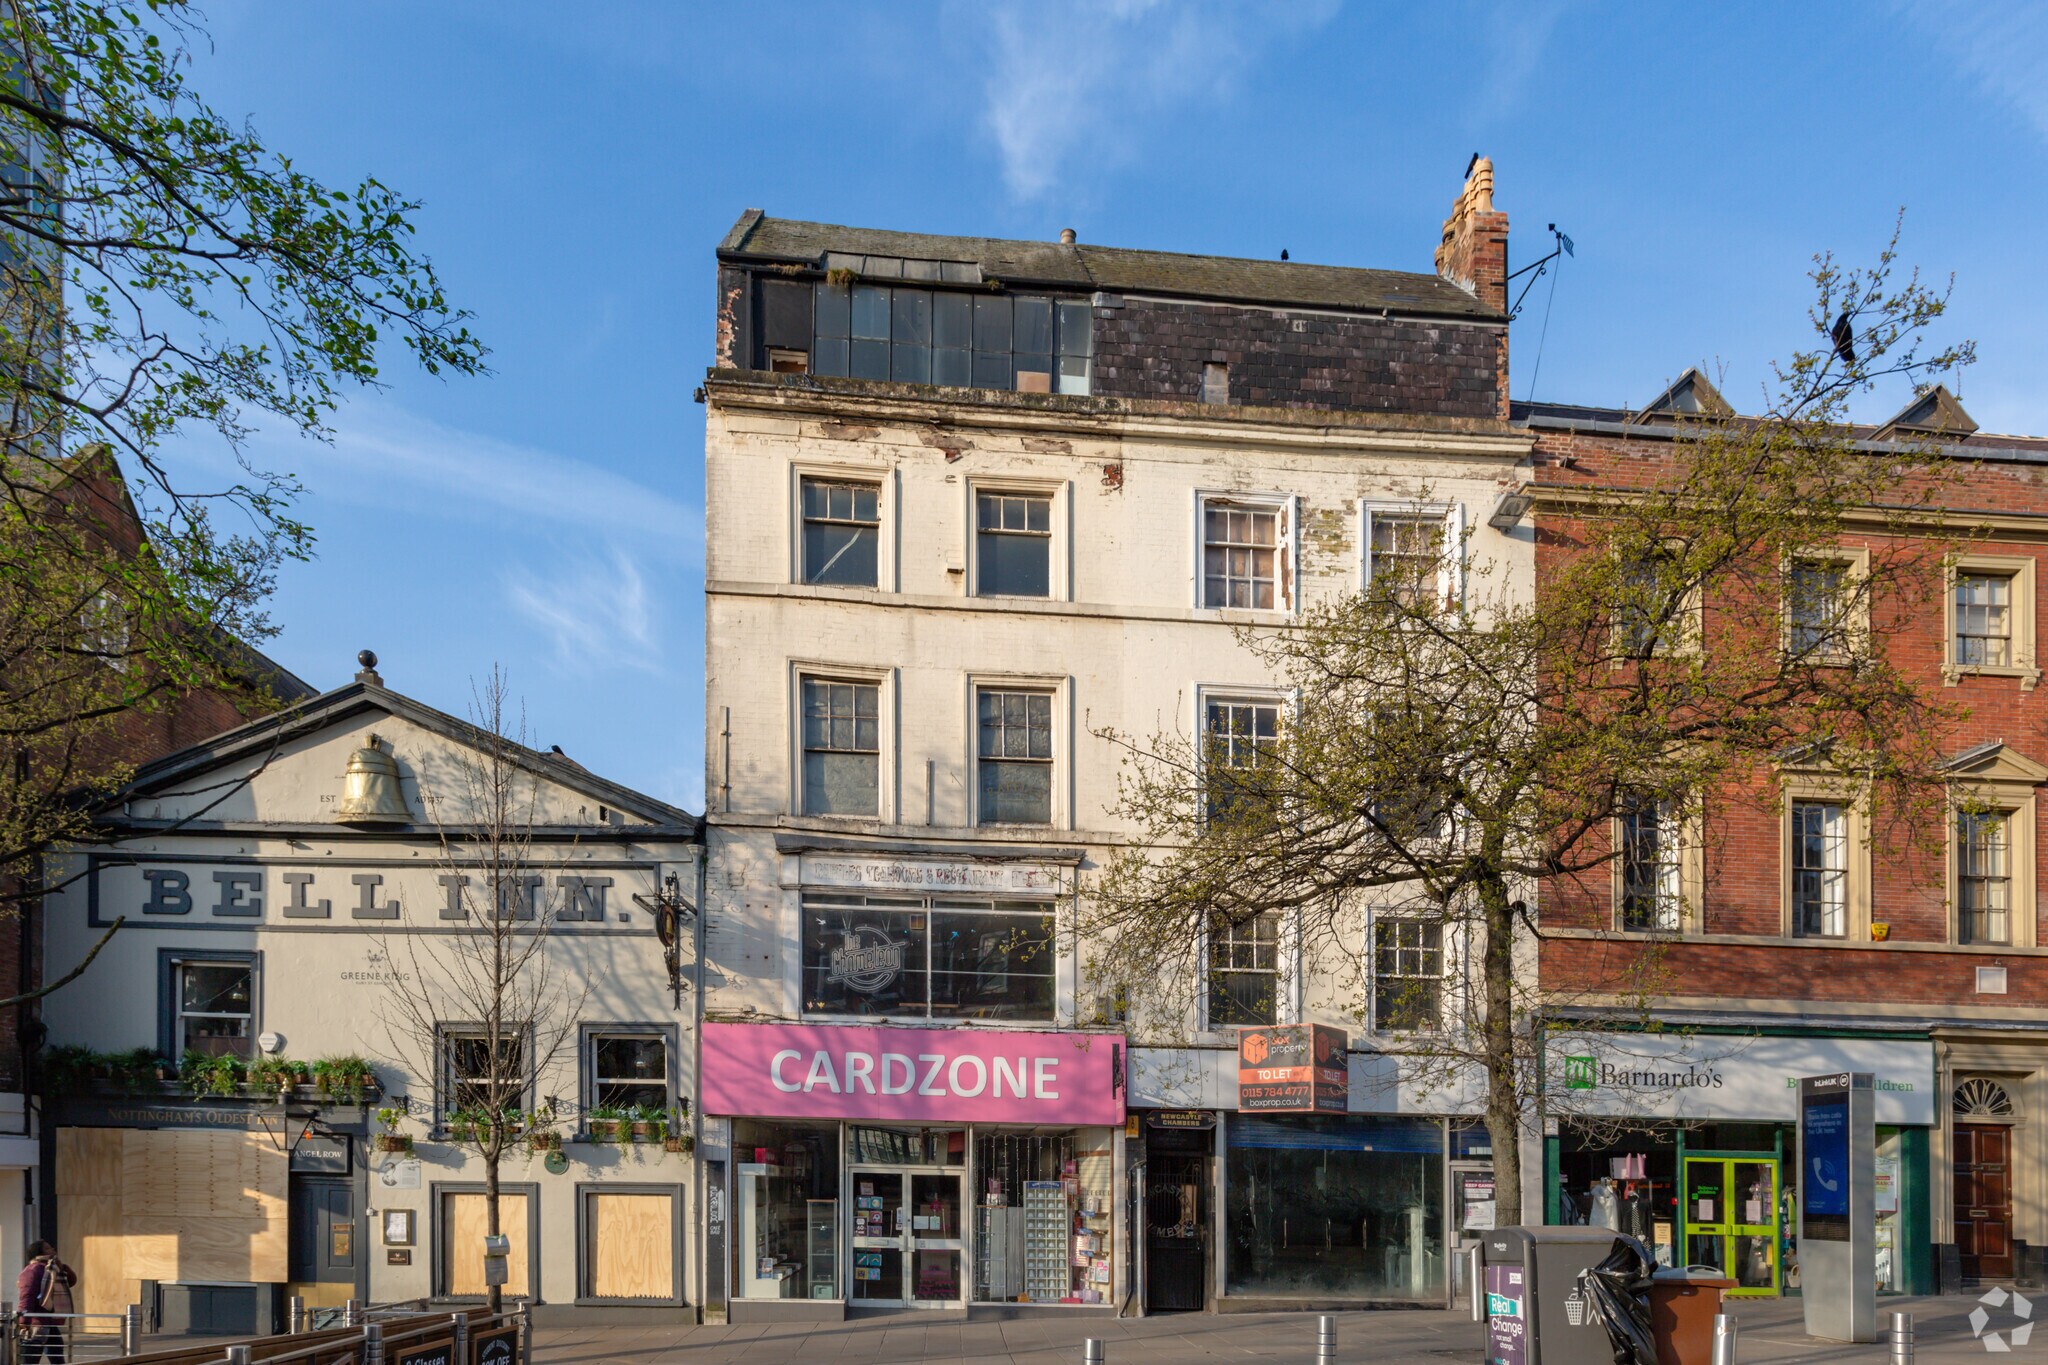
[583,1192,676,1300]
[440,1191,531,1298]
[56,1127,287,1317]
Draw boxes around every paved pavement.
[531,1292,2017,1365]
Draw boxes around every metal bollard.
[1316,1314,1337,1365]
[1711,1313,1739,1365]
[451,1312,469,1365]
[226,1348,252,1365]
[1,1307,15,1365]
[364,1321,385,1365]
[344,1298,363,1329]
[122,1303,142,1355]
[288,1295,305,1335]
[1890,1311,1914,1365]
[1082,1340,1105,1365]
[1467,1246,1484,1322]
[519,1300,534,1365]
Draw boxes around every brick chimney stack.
[1436,156,1509,313]
[1435,156,1510,416]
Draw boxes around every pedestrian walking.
[17,1240,75,1365]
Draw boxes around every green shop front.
[1543,1028,1934,1296]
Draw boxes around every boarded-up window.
[439,1191,531,1297]
[57,1128,286,1318]
[583,1193,676,1300]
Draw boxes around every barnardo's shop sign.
[700,1021,1126,1125]
[1548,1032,1932,1126]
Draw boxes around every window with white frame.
[1368,514,1446,607]
[800,478,881,587]
[172,958,254,1058]
[1201,498,1288,610]
[1786,558,1852,658]
[442,1029,527,1117]
[977,688,1054,824]
[1204,696,1281,821]
[801,676,880,816]
[1208,911,1280,1027]
[1372,919,1442,1032]
[1619,795,1684,932]
[1959,809,2012,946]
[975,491,1052,598]
[587,1033,670,1115]
[1955,572,2014,668]
[1790,800,1848,937]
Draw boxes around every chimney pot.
[1059,227,1077,244]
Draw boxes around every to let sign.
[1237,1024,1348,1113]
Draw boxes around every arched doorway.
[1954,1078,2017,1283]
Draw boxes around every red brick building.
[1521,373,2048,1294]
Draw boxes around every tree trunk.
[485,1146,502,1315]
[1478,873,1524,1224]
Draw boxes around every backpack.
[34,1259,69,1314]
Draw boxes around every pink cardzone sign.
[701,1021,1126,1125]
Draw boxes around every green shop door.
[1683,1157,1779,1296]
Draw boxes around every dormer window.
[796,280,1091,396]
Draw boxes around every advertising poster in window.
[1800,1074,1851,1241]
[1236,1024,1348,1112]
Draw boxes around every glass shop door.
[848,1167,965,1308]
[1683,1155,1780,1296]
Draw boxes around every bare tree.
[1090,231,1973,1222]
[380,670,587,1311]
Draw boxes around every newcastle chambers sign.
[83,856,652,931]
[1548,1032,1933,1126]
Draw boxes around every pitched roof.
[1877,383,1978,440]
[718,212,1503,321]
[106,678,699,833]
[1628,368,1733,423]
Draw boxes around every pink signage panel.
[701,1021,1126,1126]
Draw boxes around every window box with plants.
[310,1056,380,1105]
[583,1106,627,1142]
[373,1107,414,1154]
[250,1056,312,1095]
[525,1109,562,1153]
[38,1046,170,1097]
[180,1050,250,1097]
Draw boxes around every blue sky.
[182,1,2048,812]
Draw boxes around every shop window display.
[973,1131,1114,1303]
[734,1120,840,1300]
[1554,1125,1680,1267]
[1225,1115,1444,1300]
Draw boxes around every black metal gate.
[1144,1150,1209,1312]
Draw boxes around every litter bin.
[1649,1268,1734,1365]
[1481,1226,1654,1365]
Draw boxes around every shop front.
[1545,1029,1935,1296]
[700,1021,1126,1320]
[1126,1043,1484,1311]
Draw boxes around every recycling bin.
[1649,1268,1734,1365]
[1482,1226,1644,1365]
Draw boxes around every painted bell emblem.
[335,732,411,824]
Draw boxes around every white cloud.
[504,548,663,672]
[974,0,1340,200]
[1894,0,2048,144]
[241,401,696,555]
